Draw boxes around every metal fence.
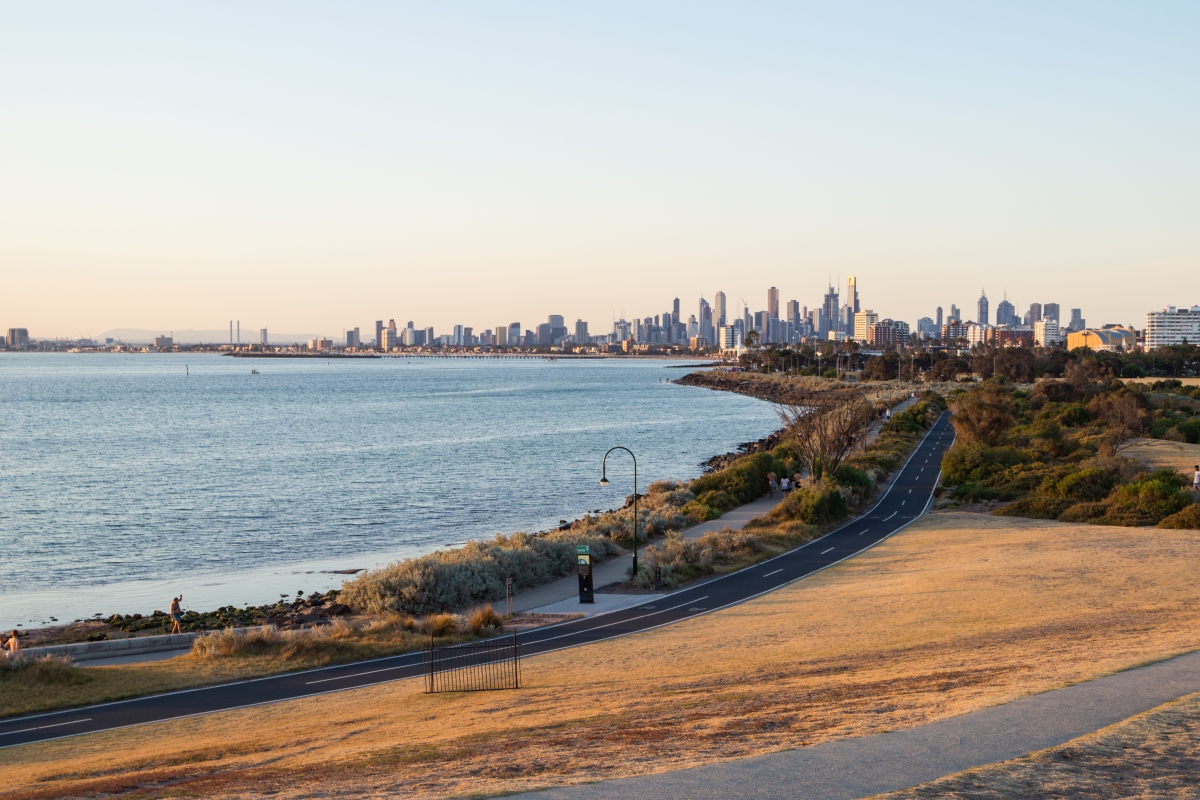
[423,632,521,693]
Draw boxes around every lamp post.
[600,446,639,578]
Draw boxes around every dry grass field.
[6,511,1200,799]
[874,691,1200,798]
[1119,436,1200,474]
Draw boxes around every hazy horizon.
[3,2,1197,339]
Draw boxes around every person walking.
[767,471,778,499]
[3,630,19,656]
[781,476,791,496]
[794,472,803,489]
[1193,465,1200,492]
[169,595,184,634]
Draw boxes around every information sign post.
[577,545,594,604]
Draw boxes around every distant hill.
[97,329,319,345]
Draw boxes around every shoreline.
[8,387,781,646]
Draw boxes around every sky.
[2,1,1198,340]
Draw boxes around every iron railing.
[423,632,521,693]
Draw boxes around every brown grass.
[1118,436,1200,474]
[873,690,1200,798]
[6,511,1200,799]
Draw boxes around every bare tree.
[778,388,877,479]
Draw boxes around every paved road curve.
[0,413,954,750]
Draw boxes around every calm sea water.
[0,354,778,627]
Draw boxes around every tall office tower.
[714,291,727,328]
[841,304,854,332]
[996,296,1015,327]
[699,297,713,343]
[768,287,780,319]
[237,321,240,344]
[425,327,435,346]
[495,325,508,346]
[346,328,361,347]
[260,328,268,345]
[847,276,860,314]
[537,322,553,345]
[1069,309,1084,331]
[229,320,233,344]
[786,300,800,328]
[575,319,589,344]
[548,315,567,344]
[375,320,384,347]
[1043,303,1060,322]
[662,311,673,342]
[821,285,840,333]
[1027,303,1042,324]
[977,290,989,326]
[388,319,397,332]
[463,327,473,345]
[453,324,464,346]
[508,322,521,345]
[936,307,944,329]
[673,298,681,321]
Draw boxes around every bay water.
[0,354,778,628]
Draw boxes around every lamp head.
[599,475,610,488]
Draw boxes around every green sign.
[576,545,591,555]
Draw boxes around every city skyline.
[4,4,1198,337]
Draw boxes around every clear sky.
[2,1,1197,339]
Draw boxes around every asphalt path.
[0,412,954,750]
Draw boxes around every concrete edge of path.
[514,647,1200,800]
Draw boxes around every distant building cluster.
[4,297,1198,356]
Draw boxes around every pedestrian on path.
[1193,465,1200,491]
[767,471,777,498]
[169,595,184,634]
[794,472,803,489]
[781,477,791,496]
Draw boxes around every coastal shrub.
[689,452,777,511]
[467,605,504,635]
[424,613,460,638]
[948,482,1001,503]
[1049,467,1120,502]
[1057,501,1110,523]
[1177,419,1200,444]
[941,444,1027,486]
[993,495,1075,520]
[340,529,621,616]
[1158,503,1200,529]
[636,528,776,588]
[833,465,872,494]
[1094,470,1190,526]
[0,655,91,688]
[770,480,848,526]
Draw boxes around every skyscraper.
[977,290,989,326]
[767,287,779,319]
[1027,303,1042,324]
[996,296,1015,326]
[260,328,268,345]
[1068,309,1084,331]
[673,298,680,321]
[713,291,727,328]
[699,298,713,344]
[785,300,800,328]
[574,319,589,344]
[936,307,944,329]
[508,322,521,345]
[1043,303,1060,322]
[375,320,384,348]
[847,276,860,314]
[949,304,960,322]
[821,285,840,336]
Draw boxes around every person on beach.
[767,471,777,498]
[3,630,19,656]
[169,595,184,634]
[1194,465,1200,491]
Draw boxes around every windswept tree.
[778,388,877,479]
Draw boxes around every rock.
[321,602,351,617]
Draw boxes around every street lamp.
[600,446,639,578]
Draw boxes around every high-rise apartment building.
[847,276,860,314]
[853,310,879,342]
[936,307,944,329]
[425,327,435,346]
[1068,309,1084,331]
[767,287,779,320]
[375,320,384,348]
[713,292,727,328]
[6,328,29,348]
[537,322,552,345]
[508,322,521,345]
[673,298,681,322]
[346,328,361,347]
[1026,303,1042,324]
[699,298,713,343]
[380,329,398,350]
[453,324,464,346]
[494,325,508,346]
[1043,303,1060,322]
[574,319,589,344]
[1145,306,1200,349]
[260,328,268,345]
[977,290,989,326]
[949,304,960,322]
[786,300,800,328]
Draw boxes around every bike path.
[0,413,955,750]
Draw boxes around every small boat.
[250,369,259,374]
